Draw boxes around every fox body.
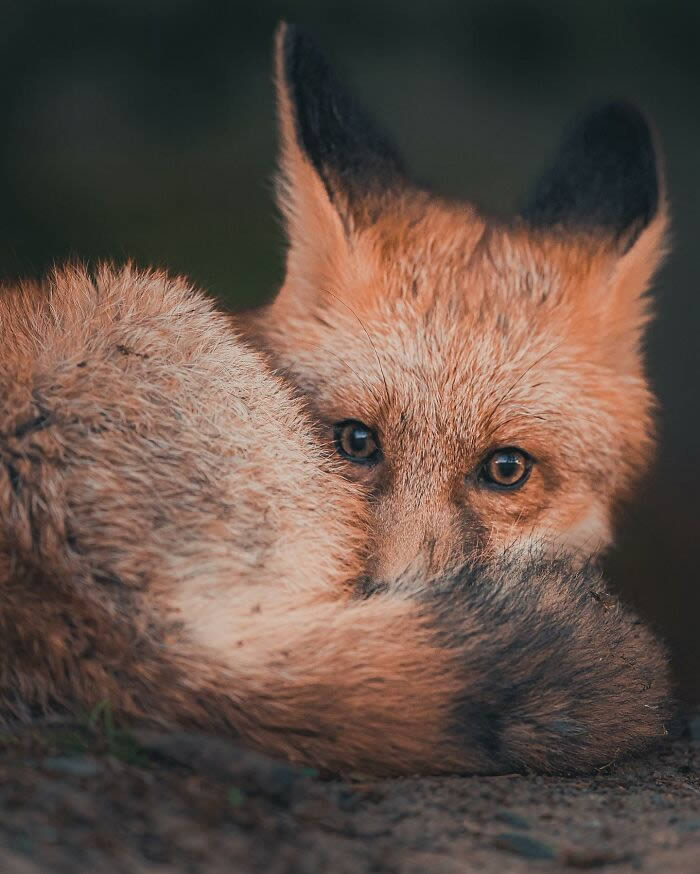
[0,25,672,776]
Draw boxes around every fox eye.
[334,420,381,465]
[480,448,532,490]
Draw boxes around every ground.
[0,720,699,874]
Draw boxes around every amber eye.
[480,448,532,490]
[334,420,381,465]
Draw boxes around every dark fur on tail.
[420,557,671,774]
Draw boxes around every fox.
[0,23,672,777]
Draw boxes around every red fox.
[0,23,671,776]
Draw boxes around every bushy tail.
[170,555,671,776]
[0,533,672,777]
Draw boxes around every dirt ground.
[0,719,698,874]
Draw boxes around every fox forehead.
[286,218,610,416]
[292,338,606,485]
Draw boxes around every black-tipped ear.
[279,23,407,214]
[521,103,660,250]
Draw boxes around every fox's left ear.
[273,22,408,295]
[522,102,669,338]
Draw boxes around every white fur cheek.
[497,503,611,565]
[556,504,611,559]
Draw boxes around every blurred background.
[0,0,697,702]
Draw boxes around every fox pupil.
[498,457,519,478]
[350,428,369,452]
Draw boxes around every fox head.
[253,23,669,583]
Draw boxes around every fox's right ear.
[273,22,407,293]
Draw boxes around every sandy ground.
[0,720,698,874]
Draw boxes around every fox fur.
[0,24,672,776]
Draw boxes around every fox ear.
[522,103,669,353]
[273,22,407,251]
[521,102,663,251]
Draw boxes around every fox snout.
[367,496,475,584]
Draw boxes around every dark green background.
[2,1,698,702]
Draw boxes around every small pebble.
[42,755,102,778]
[494,832,556,860]
[495,811,531,830]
